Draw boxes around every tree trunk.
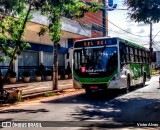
[0,75,3,97]
[52,42,59,90]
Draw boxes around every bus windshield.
[73,47,118,77]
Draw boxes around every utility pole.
[149,22,153,63]
[102,0,107,36]
[149,22,153,53]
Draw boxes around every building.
[0,0,108,80]
[151,51,160,69]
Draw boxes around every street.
[0,75,160,130]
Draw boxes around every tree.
[0,0,34,97]
[124,0,160,23]
[0,0,102,97]
[0,0,53,96]
[37,0,102,90]
[125,0,160,56]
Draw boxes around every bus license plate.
[90,86,98,89]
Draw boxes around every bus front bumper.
[82,84,108,91]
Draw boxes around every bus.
[73,37,151,94]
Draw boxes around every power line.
[77,16,149,46]
[75,11,152,45]
[77,14,149,41]
[86,12,160,45]
[81,15,141,39]
[108,7,160,39]
[153,43,160,51]
[153,41,160,51]
[78,16,132,38]
[153,30,160,40]
[87,13,149,38]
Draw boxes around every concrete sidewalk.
[4,79,73,98]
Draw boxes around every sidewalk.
[4,79,74,98]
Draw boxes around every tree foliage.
[0,0,102,62]
[0,0,102,93]
[38,0,102,41]
[0,0,31,62]
[125,0,160,23]
[37,0,102,89]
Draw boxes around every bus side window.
[120,43,126,63]
[135,48,138,63]
[126,46,130,62]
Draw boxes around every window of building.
[0,54,10,74]
[18,50,39,79]
[43,52,53,69]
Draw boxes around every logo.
[81,67,86,73]
[105,0,117,11]
[2,122,11,127]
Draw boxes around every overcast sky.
[107,0,160,50]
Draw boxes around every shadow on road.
[0,118,13,122]
[41,84,147,104]
[0,108,49,114]
[40,84,160,129]
[70,97,160,129]
[41,90,120,105]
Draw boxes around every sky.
[107,0,160,50]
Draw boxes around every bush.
[43,92,55,97]
[45,70,52,76]
[10,71,16,78]
[23,71,30,77]
[35,70,42,76]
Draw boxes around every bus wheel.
[126,74,131,93]
[85,88,92,95]
[142,72,146,87]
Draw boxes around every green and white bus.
[73,37,151,94]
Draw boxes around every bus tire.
[126,74,131,93]
[142,72,146,87]
[85,88,92,95]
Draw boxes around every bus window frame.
[119,42,127,64]
[126,46,130,63]
[134,48,139,63]
[129,47,134,63]
[119,41,149,64]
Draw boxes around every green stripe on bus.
[130,63,150,79]
[73,69,118,84]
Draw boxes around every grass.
[151,69,159,75]
[43,92,55,97]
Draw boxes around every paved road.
[0,76,160,130]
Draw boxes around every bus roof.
[75,37,148,50]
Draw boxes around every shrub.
[35,70,42,76]
[43,92,55,97]
[23,71,30,77]
[10,71,16,78]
